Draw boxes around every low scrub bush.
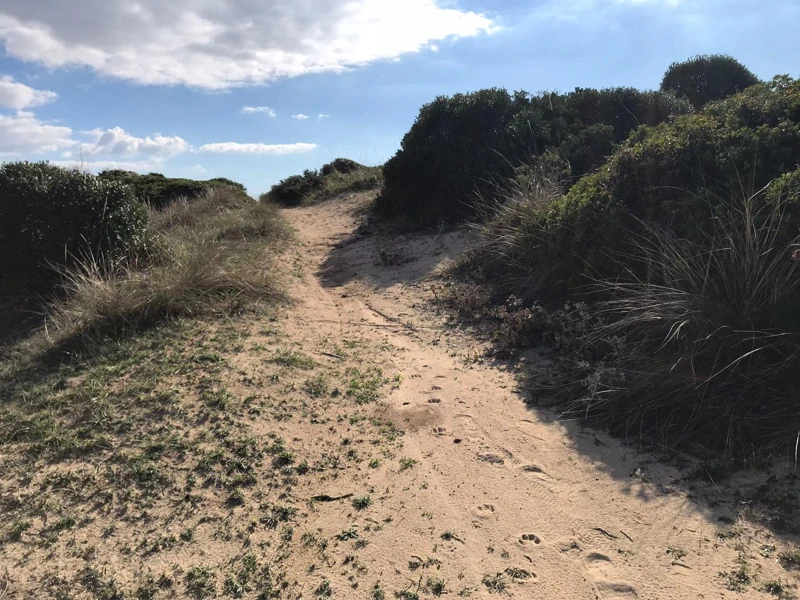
[376,86,691,224]
[552,187,800,450]
[37,187,290,352]
[0,162,148,289]
[266,159,382,206]
[98,170,248,209]
[460,77,800,452]
[473,76,800,299]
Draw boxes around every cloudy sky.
[0,0,798,195]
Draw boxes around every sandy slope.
[279,192,797,599]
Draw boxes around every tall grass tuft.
[37,187,290,354]
[463,162,567,302]
[564,184,800,450]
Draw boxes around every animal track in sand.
[478,453,505,465]
[473,504,496,519]
[433,427,448,436]
[427,398,441,404]
[520,533,541,545]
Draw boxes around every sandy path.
[280,193,788,599]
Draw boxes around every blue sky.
[0,0,798,196]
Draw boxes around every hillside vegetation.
[363,55,798,454]
[265,158,382,207]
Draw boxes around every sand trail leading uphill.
[279,192,797,599]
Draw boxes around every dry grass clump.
[463,175,800,451]
[36,187,291,354]
[570,186,800,448]
[461,164,566,302]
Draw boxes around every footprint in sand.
[455,414,483,441]
[586,553,638,599]
[520,533,541,545]
[433,427,448,436]
[473,504,496,519]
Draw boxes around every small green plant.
[399,458,417,471]
[427,577,446,596]
[353,496,372,510]
[779,549,800,570]
[186,566,216,599]
[761,580,788,597]
[482,572,507,594]
[315,579,332,597]
[504,567,533,581]
[304,374,330,398]
[666,546,687,560]
[271,349,315,369]
[7,519,31,542]
[369,458,380,468]
[719,564,752,592]
[394,591,420,600]
[345,367,387,404]
[371,581,386,600]
[336,527,359,541]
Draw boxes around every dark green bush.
[321,158,364,177]
[661,54,760,110]
[376,87,690,224]
[267,160,382,206]
[97,171,247,209]
[0,162,148,288]
[481,76,800,299]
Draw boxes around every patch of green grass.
[186,567,216,599]
[304,374,330,398]
[345,367,388,404]
[6,519,31,542]
[719,564,752,592]
[79,567,123,600]
[271,349,315,369]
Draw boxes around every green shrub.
[266,160,382,206]
[376,87,690,225]
[267,170,323,206]
[483,76,800,298]
[661,54,760,110]
[0,162,148,288]
[97,170,247,209]
[321,158,363,176]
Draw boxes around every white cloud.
[0,1,494,90]
[0,110,75,155]
[79,127,189,158]
[318,113,330,120]
[291,114,309,121]
[199,142,317,155]
[0,76,58,110]
[242,106,276,117]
